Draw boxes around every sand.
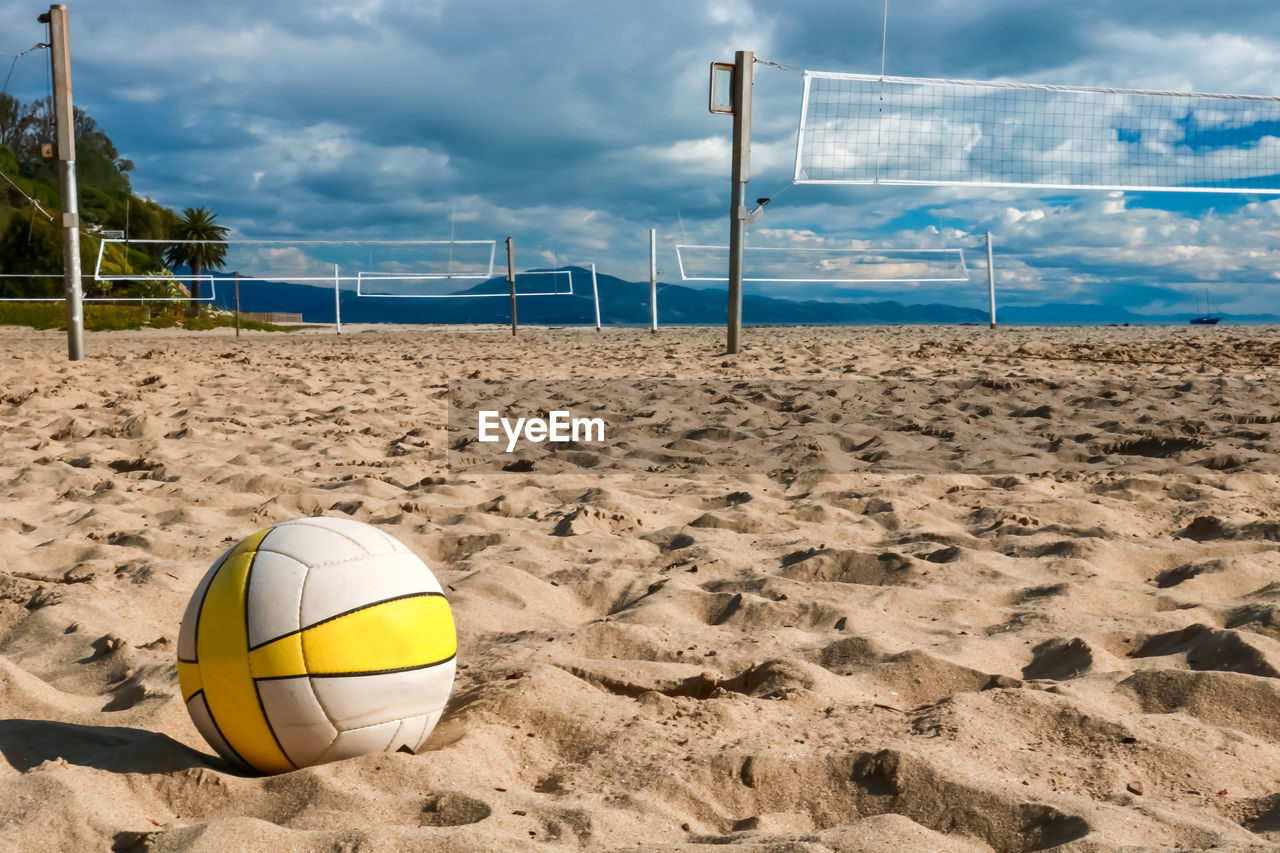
[1,322,1278,852]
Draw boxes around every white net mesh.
[356,268,573,298]
[676,245,968,282]
[796,71,1280,193]
[0,274,216,302]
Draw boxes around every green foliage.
[0,301,309,333]
[0,211,61,298]
[164,207,229,312]
[0,301,145,331]
[0,95,21,154]
[0,141,57,217]
[164,207,230,274]
[87,305,150,331]
[100,196,178,267]
[135,268,186,301]
[176,313,306,332]
[0,301,65,329]
[0,95,188,289]
[0,143,18,175]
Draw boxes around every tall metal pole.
[40,5,82,360]
[506,236,517,335]
[333,264,342,334]
[649,228,658,333]
[591,262,601,332]
[726,50,753,354]
[986,231,996,329]
[234,271,241,338]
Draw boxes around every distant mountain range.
[207,266,1280,326]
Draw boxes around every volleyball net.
[92,239,498,291]
[795,70,1280,193]
[675,245,968,282]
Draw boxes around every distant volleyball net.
[795,71,1280,193]
[676,245,967,282]
[93,239,497,292]
[356,268,572,298]
[0,239,504,302]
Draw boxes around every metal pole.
[41,5,82,361]
[726,49,753,354]
[649,228,658,333]
[234,271,241,337]
[334,264,342,334]
[986,231,996,329]
[591,262,601,332]
[506,237,517,335]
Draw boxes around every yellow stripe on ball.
[177,661,202,702]
[195,528,296,775]
[249,594,456,679]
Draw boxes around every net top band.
[803,70,1280,103]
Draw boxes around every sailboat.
[1190,290,1220,325]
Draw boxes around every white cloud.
[111,86,164,104]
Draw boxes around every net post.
[986,232,996,329]
[43,4,83,361]
[726,49,753,354]
[334,264,342,334]
[234,271,241,337]
[506,237,517,335]
[649,229,658,333]
[591,263,601,332]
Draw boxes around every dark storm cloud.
[775,1,1280,83]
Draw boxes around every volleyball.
[176,517,456,774]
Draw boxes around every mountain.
[209,266,991,326]
[206,266,1280,327]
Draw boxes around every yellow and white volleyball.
[176,517,456,774]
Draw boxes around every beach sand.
[1,323,1278,851]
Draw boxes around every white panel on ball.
[259,518,380,565]
[390,713,431,754]
[257,676,340,768]
[244,550,309,648]
[311,662,456,732]
[299,552,443,627]
[186,693,240,766]
[289,516,406,555]
[317,720,402,764]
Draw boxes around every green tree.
[0,94,22,153]
[136,268,184,323]
[163,207,228,314]
[0,210,60,298]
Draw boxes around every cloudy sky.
[3,0,1280,314]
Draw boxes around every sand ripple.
[1,324,1279,851]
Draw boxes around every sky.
[3,0,1280,314]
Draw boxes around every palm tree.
[164,207,229,315]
